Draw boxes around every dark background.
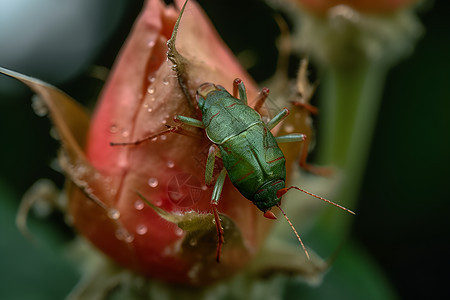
[0,0,448,299]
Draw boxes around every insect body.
[198,82,287,212]
[171,80,355,261]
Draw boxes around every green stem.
[314,60,386,245]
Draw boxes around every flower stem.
[314,59,386,245]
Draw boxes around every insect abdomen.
[219,122,286,200]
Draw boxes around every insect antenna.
[277,186,355,215]
[277,204,310,260]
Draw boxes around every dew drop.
[201,185,208,191]
[167,160,175,168]
[174,227,184,236]
[150,97,156,102]
[162,78,169,85]
[284,123,294,133]
[148,177,158,188]
[161,119,167,125]
[154,198,163,206]
[109,188,117,196]
[147,87,155,94]
[148,40,156,48]
[189,238,197,246]
[108,209,120,220]
[115,228,134,243]
[109,124,119,134]
[134,199,144,210]
[31,95,48,117]
[136,224,148,235]
[121,130,130,138]
[124,233,135,243]
[148,75,156,83]
[160,134,167,140]
[49,127,60,140]
[147,108,153,113]
[188,263,201,280]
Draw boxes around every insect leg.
[174,115,205,128]
[253,87,270,113]
[232,78,247,104]
[205,144,222,186]
[275,133,306,144]
[211,169,226,262]
[266,107,289,130]
[291,100,319,115]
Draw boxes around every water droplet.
[147,87,155,94]
[121,130,130,138]
[49,127,60,140]
[136,224,148,235]
[147,108,153,113]
[108,209,120,220]
[31,95,48,117]
[115,228,134,243]
[167,160,175,168]
[134,199,145,210]
[148,40,156,48]
[162,78,169,85]
[174,227,184,236]
[150,97,156,102]
[161,119,167,125]
[74,165,87,177]
[124,233,135,243]
[148,75,156,83]
[201,185,208,191]
[188,263,202,280]
[189,238,197,246]
[154,198,163,206]
[143,103,149,108]
[148,177,158,188]
[160,134,167,140]
[284,123,294,133]
[109,124,119,134]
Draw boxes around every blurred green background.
[0,0,449,299]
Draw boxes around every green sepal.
[137,192,245,261]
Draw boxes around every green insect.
[113,78,354,261]
[179,80,355,261]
